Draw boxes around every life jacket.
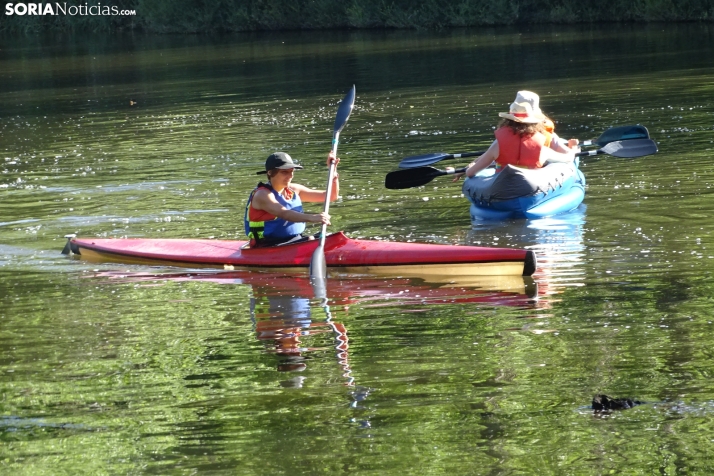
[544,118,555,134]
[244,182,306,242]
[494,127,553,171]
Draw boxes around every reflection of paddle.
[309,85,356,282]
[397,124,650,169]
[385,139,658,190]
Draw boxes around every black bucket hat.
[257,152,304,175]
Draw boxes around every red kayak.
[63,231,536,277]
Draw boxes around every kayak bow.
[64,231,537,277]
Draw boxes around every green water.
[3,24,714,474]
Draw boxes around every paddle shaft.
[397,124,650,169]
[385,139,657,190]
[310,85,355,280]
[317,131,340,248]
[440,152,482,160]
[448,167,467,175]
[399,142,600,169]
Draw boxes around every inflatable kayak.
[63,231,537,277]
[462,161,585,220]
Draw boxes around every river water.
[2,23,714,474]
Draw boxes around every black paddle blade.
[600,138,658,158]
[594,124,650,146]
[334,85,356,133]
[385,166,448,189]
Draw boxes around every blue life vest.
[244,182,306,241]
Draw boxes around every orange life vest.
[494,127,553,170]
[544,118,555,133]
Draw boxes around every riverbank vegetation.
[2,0,713,34]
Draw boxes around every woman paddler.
[244,151,339,248]
[452,91,580,179]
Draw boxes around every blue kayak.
[462,161,585,220]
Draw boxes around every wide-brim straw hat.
[498,90,546,124]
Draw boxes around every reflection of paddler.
[250,294,351,377]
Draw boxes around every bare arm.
[541,140,580,164]
[448,140,499,181]
[291,151,341,202]
[292,175,339,203]
[251,189,329,224]
[550,134,580,154]
[465,140,499,177]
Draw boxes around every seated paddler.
[244,151,340,248]
[452,90,581,180]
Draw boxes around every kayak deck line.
[71,248,529,277]
[69,244,533,271]
[63,231,537,277]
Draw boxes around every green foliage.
[0,0,712,34]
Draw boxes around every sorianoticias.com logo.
[5,3,136,16]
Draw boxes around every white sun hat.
[498,90,546,124]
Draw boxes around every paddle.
[581,124,649,147]
[397,124,650,169]
[309,85,356,281]
[397,151,485,169]
[578,138,657,158]
[386,166,468,189]
[385,139,658,190]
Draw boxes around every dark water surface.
[2,24,714,474]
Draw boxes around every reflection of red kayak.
[64,231,536,277]
[90,269,539,308]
